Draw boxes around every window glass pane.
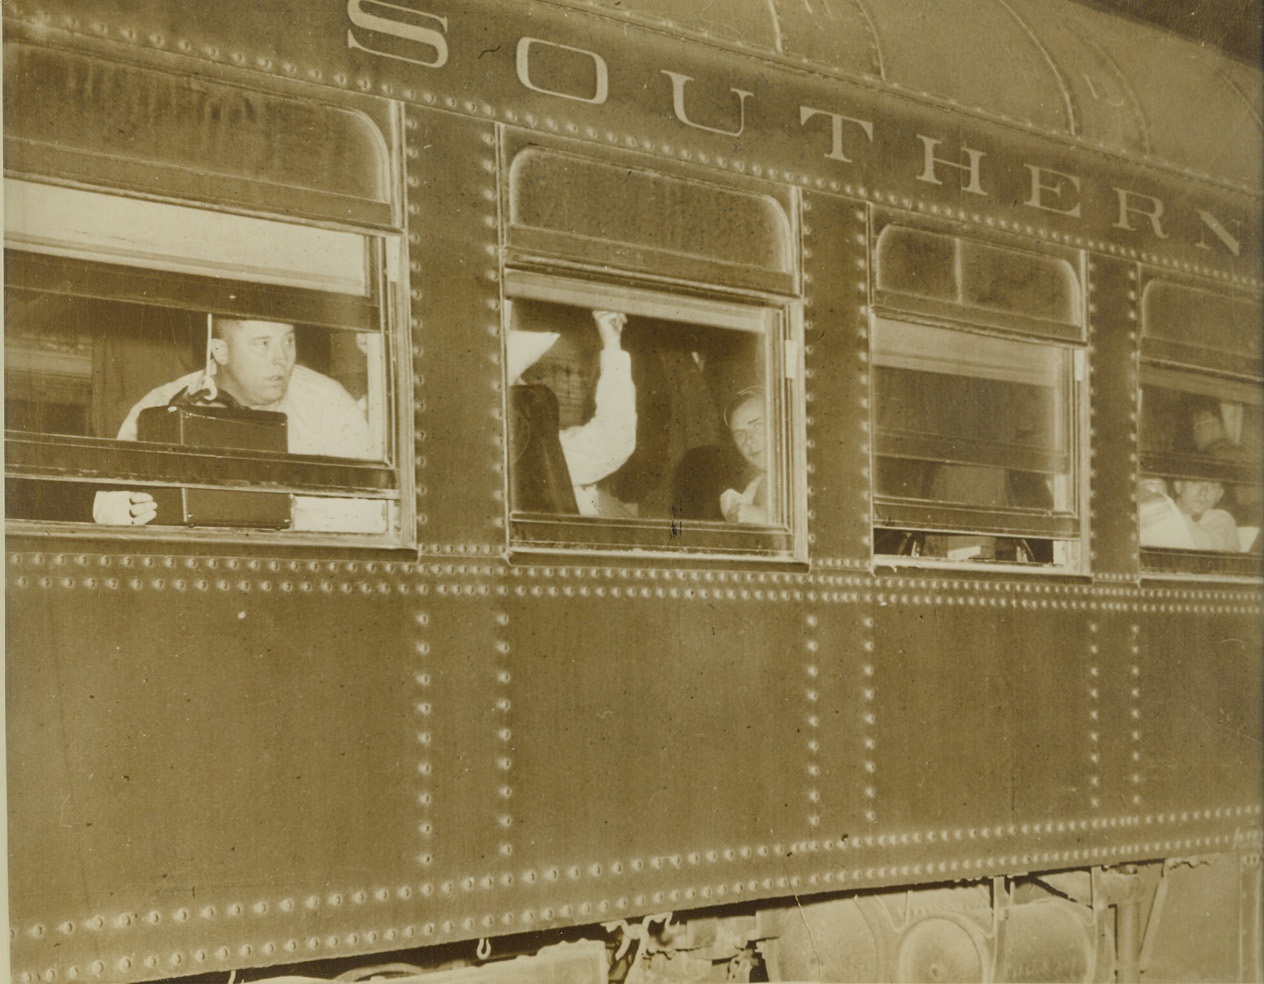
[5,286,384,452]
[506,293,786,548]
[876,225,1080,330]
[507,146,794,293]
[1141,280,1262,373]
[1140,372,1262,555]
[872,317,1077,564]
[5,283,393,536]
[875,225,957,302]
[5,45,393,226]
[960,240,1078,324]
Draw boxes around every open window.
[4,182,402,538]
[1139,278,1262,576]
[500,137,802,560]
[4,47,404,540]
[870,222,1085,567]
[504,272,800,559]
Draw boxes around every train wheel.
[760,897,883,982]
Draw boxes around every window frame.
[501,269,807,563]
[869,315,1087,556]
[868,219,1089,572]
[1138,270,1262,579]
[873,222,1084,344]
[1138,358,1262,579]
[4,192,413,546]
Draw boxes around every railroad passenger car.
[4,1,1261,981]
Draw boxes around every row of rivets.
[1129,624,1144,807]
[403,112,430,529]
[1088,622,1102,810]
[6,552,1257,605]
[491,560,1255,600]
[851,204,874,556]
[8,568,1256,613]
[418,544,502,556]
[17,806,1256,943]
[414,620,435,865]
[7,554,416,576]
[804,614,822,828]
[860,616,878,823]
[799,191,817,545]
[495,611,515,859]
[1085,257,1105,573]
[477,125,510,543]
[6,574,419,595]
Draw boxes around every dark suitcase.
[136,402,291,528]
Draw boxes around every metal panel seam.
[992,0,1079,135]
[841,0,886,80]
[765,0,785,56]
[1210,62,1264,131]
[1057,11,1155,157]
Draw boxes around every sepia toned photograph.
[3,1,1261,981]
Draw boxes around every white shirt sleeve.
[114,373,201,440]
[1139,493,1196,549]
[558,348,637,488]
[285,370,386,533]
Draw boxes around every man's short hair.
[211,316,291,339]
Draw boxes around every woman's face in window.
[729,395,766,471]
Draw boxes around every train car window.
[502,271,801,560]
[4,184,401,539]
[871,221,1084,568]
[871,318,1082,566]
[875,225,1082,341]
[1139,278,1261,576]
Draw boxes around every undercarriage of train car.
[210,855,1258,984]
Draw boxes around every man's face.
[212,320,297,407]
[729,396,767,471]
[1173,479,1224,519]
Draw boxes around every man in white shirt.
[93,318,384,533]
[1139,476,1239,552]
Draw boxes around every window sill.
[3,517,412,552]
[509,514,803,564]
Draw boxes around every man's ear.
[1209,484,1225,506]
[209,338,228,366]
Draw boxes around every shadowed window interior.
[503,275,798,559]
[1139,371,1262,559]
[871,318,1079,565]
[1138,277,1261,575]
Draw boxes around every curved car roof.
[561,0,1263,191]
